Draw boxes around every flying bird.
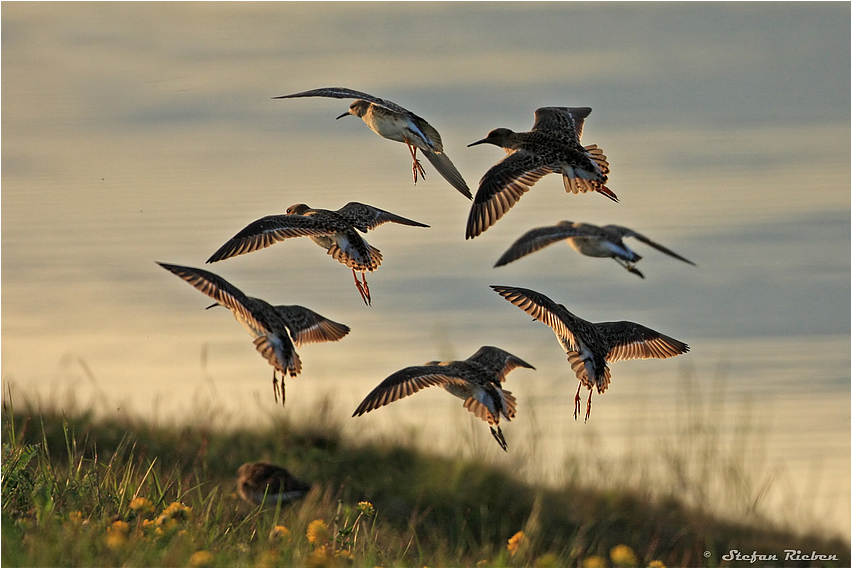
[491,285,688,421]
[158,263,350,406]
[236,461,312,505]
[352,346,535,451]
[206,202,429,306]
[466,107,616,239]
[494,221,696,278]
[274,87,473,199]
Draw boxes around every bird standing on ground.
[466,107,616,239]
[352,346,535,451]
[236,461,312,505]
[494,221,696,278]
[274,87,473,199]
[207,202,429,306]
[158,263,350,406]
[491,285,688,421]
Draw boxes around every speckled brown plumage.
[206,202,429,305]
[158,263,349,407]
[274,87,473,199]
[491,285,688,421]
[236,461,312,505]
[352,346,535,451]
[466,107,617,239]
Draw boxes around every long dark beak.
[336,111,351,120]
[205,302,222,310]
[467,138,488,147]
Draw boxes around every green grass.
[2,393,849,568]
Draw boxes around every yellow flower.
[307,544,331,567]
[356,501,375,517]
[507,530,526,556]
[306,519,329,545]
[610,544,639,567]
[583,555,607,568]
[129,497,154,515]
[647,562,666,568]
[188,550,214,567]
[110,520,130,534]
[270,525,291,541]
[106,521,130,549]
[161,501,192,521]
[534,553,560,568]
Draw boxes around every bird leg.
[490,426,508,452]
[271,370,286,407]
[615,258,645,279]
[584,391,592,423]
[352,269,371,306]
[573,382,583,421]
[405,140,427,184]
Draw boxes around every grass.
[2,390,849,568]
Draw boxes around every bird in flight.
[274,87,473,199]
[491,285,688,421]
[158,262,350,406]
[207,202,429,306]
[494,221,695,278]
[466,106,616,239]
[352,346,534,451]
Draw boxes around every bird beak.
[467,138,488,147]
[336,110,351,120]
[205,302,221,310]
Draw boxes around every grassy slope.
[2,401,849,568]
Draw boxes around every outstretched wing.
[336,202,430,232]
[465,346,535,382]
[597,321,690,362]
[603,225,697,266]
[274,305,351,347]
[273,87,412,116]
[352,365,467,417]
[207,214,332,263]
[494,221,599,267]
[422,150,474,199]
[158,262,267,335]
[531,106,591,140]
[466,151,557,239]
[490,285,581,351]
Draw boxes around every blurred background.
[2,2,849,539]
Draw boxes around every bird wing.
[274,305,351,347]
[206,214,332,263]
[466,150,557,239]
[604,225,697,266]
[158,262,268,335]
[596,321,690,362]
[336,202,430,232]
[494,221,597,267]
[490,286,580,351]
[273,86,412,116]
[422,149,474,199]
[352,366,468,417]
[465,346,535,382]
[531,107,591,140]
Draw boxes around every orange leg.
[352,269,371,306]
[272,370,287,407]
[573,382,582,421]
[584,391,592,423]
[405,140,427,184]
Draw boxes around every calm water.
[2,3,849,538]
